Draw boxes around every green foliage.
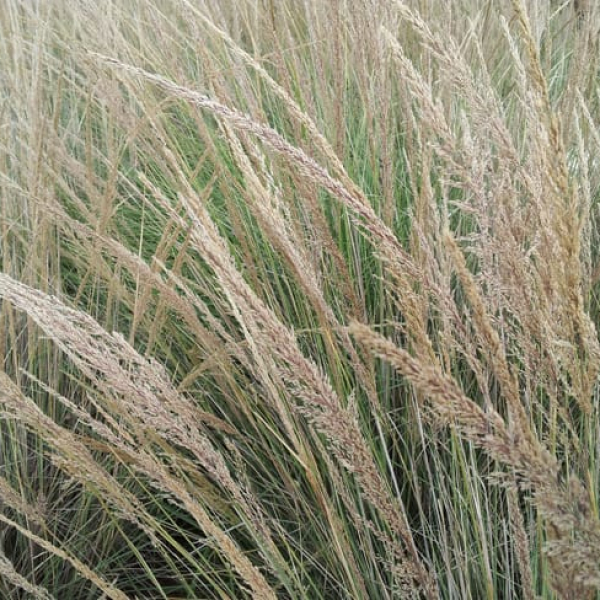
[1,1,600,598]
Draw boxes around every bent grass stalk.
[1,0,600,598]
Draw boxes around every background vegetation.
[1,0,600,598]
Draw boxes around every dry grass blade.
[0,551,56,600]
[2,0,600,597]
[0,274,278,600]
[349,320,600,595]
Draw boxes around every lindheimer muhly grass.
[1,0,600,598]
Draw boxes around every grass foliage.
[1,0,600,598]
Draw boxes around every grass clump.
[1,0,600,598]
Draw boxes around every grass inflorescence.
[1,1,600,598]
